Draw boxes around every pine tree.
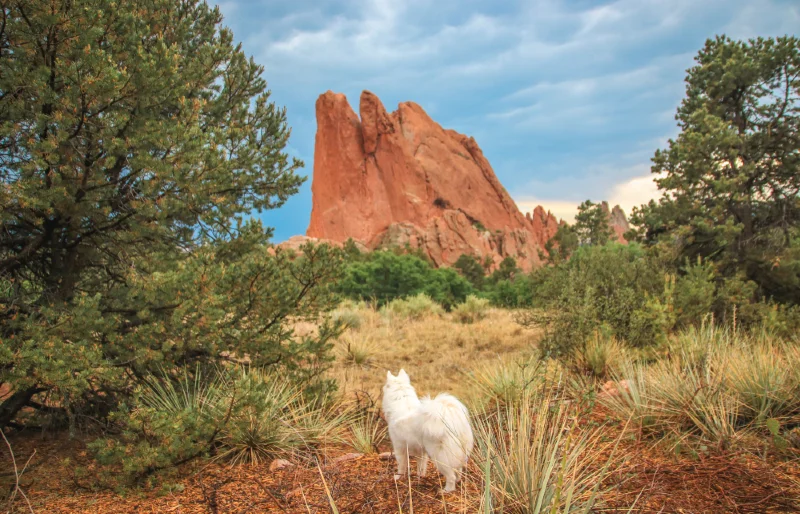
[630,36,800,304]
[574,200,614,246]
[0,1,342,429]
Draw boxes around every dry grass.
[323,305,539,400]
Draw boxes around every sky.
[214,0,799,242]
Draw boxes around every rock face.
[306,90,561,270]
[600,201,631,243]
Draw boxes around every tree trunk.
[0,385,45,429]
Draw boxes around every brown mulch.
[603,450,800,514]
[2,431,800,513]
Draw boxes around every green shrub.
[452,295,491,324]
[522,243,668,356]
[90,366,346,483]
[337,251,473,309]
[382,293,444,320]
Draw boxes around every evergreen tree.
[630,36,800,303]
[0,0,342,429]
[454,254,486,288]
[574,200,614,246]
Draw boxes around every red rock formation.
[600,201,631,243]
[306,90,561,270]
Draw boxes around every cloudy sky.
[215,0,799,241]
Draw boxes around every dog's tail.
[419,393,474,456]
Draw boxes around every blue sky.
[215,0,799,242]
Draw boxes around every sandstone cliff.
[600,201,631,243]
[305,90,560,270]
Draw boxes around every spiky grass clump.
[382,293,444,320]
[601,328,800,450]
[452,295,491,324]
[468,357,561,409]
[474,390,618,513]
[331,307,363,330]
[338,333,376,367]
[572,332,624,378]
[347,411,387,454]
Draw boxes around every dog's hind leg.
[441,467,457,493]
[416,453,429,477]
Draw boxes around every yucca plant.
[347,411,387,454]
[474,390,617,513]
[338,333,376,367]
[214,366,303,465]
[572,331,624,378]
[599,360,662,437]
[468,357,558,410]
[721,344,800,425]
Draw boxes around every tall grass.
[601,326,800,449]
[474,390,618,513]
[467,357,561,409]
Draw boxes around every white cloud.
[514,172,664,224]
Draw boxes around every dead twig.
[1,430,35,513]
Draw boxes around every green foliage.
[382,293,444,320]
[521,244,669,356]
[452,295,491,324]
[629,35,800,305]
[574,200,614,247]
[474,390,616,513]
[0,1,343,437]
[454,254,486,289]
[91,366,347,482]
[337,251,473,310]
[489,257,520,283]
[484,275,536,308]
[542,223,579,264]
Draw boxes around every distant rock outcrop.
[304,90,561,270]
[600,201,631,243]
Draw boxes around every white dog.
[381,369,474,492]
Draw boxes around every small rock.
[378,452,394,460]
[599,379,631,398]
[332,452,363,464]
[269,459,294,472]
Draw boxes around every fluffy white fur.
[382,369,474,492]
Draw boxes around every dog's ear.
[386,370,394,380]
[398,369,409,382]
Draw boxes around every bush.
[452,295,491,324]
[90,365,347,482]
[337,251,473,309]
[382,293,444,320]
[521,243,669,356]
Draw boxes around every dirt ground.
[3,422,800,513]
